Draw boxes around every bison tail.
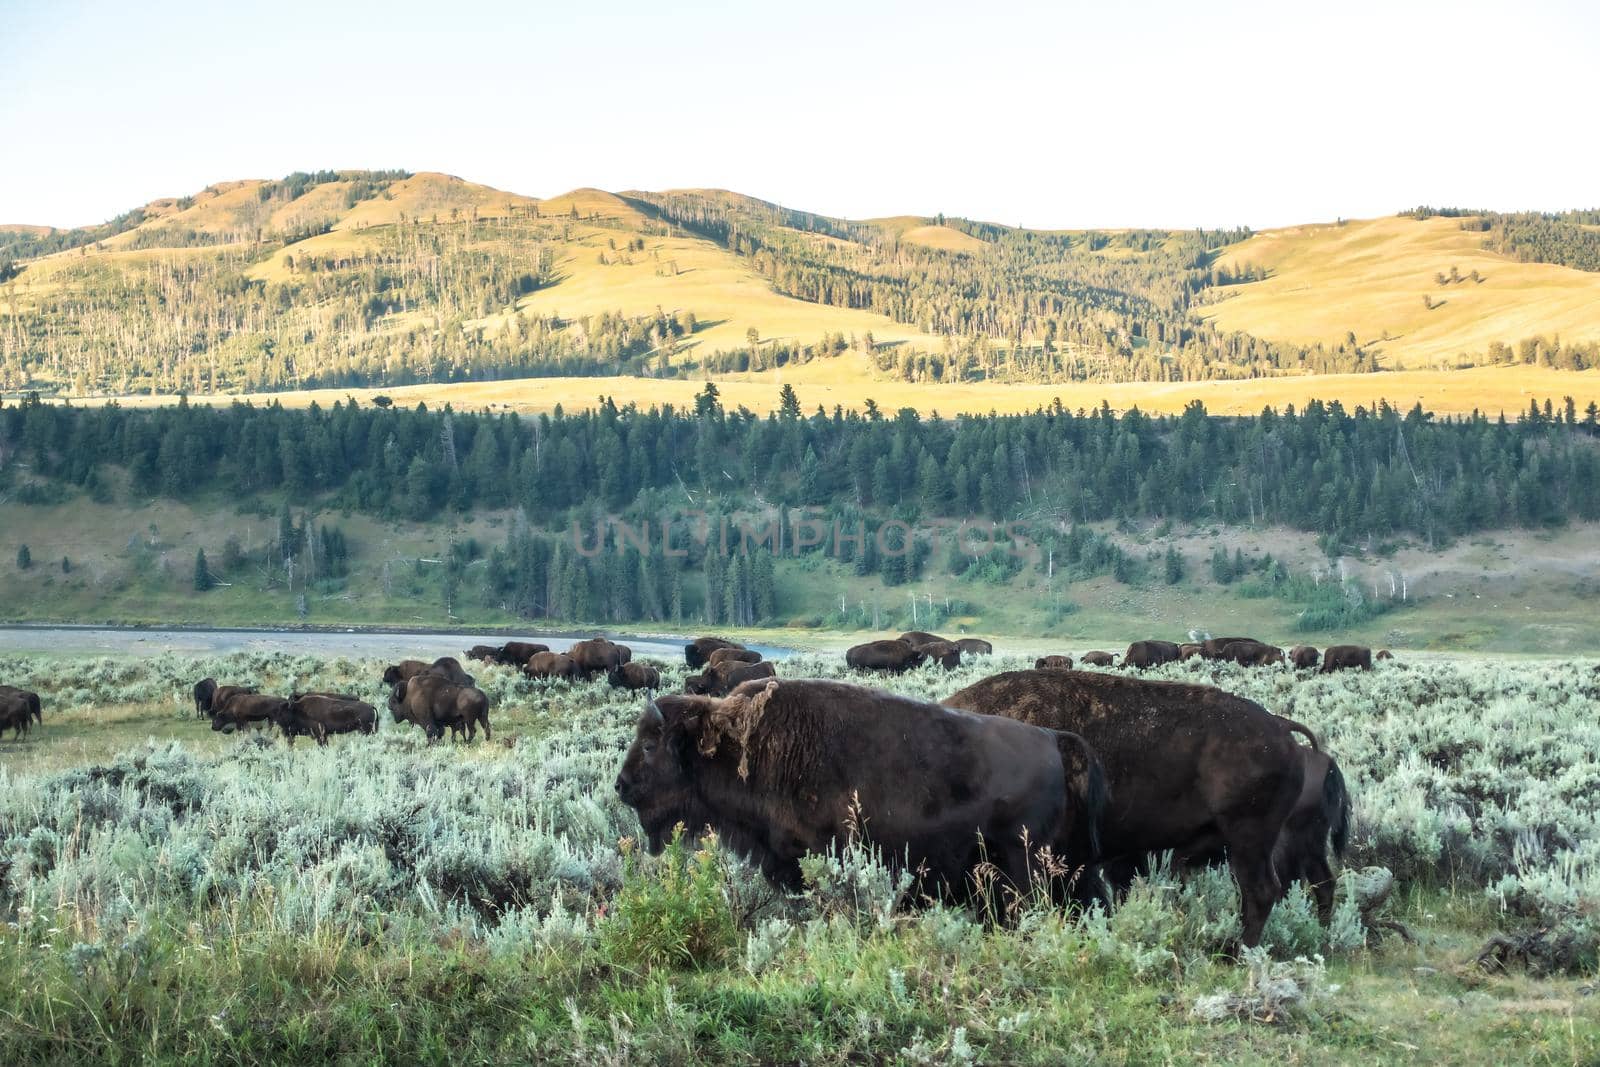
[1282,718,1322,752]
[1054,730,1107,864]
[1324,758,1352,860]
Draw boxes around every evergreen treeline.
[1402,206,1600,274]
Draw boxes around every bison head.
[381,664,403,686]
[615,692,711,854]
[386,680,409,720]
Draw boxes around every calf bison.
[388,676,491,741]
[609,662,663,691]
[276,693,377,746]
[942,669,1317,948]
[707,647,763,669]
[524,651,580,681]
[955,638,993,657]
[569,638,631,679]
[1123,640,1181,670]
[211,692,288,733]
[1035,655,1075,670]
[686,659,776,697]
[614,678,1105,909]
[0,685,41,726]
[1376,649,1395,661]
[1289,645,1321,670]
[685,636,743,669]
[845,639,926,674]
[914,640,963,670]
[1079,651,1116,668]
[1320,645,1373,673]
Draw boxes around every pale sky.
[2,0,1596,231]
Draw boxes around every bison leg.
[479,713,491,742]
[1219,816,1285,949]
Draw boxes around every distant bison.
[686,659,776,697]
[1178,643,1204,661]
[0,685,42,726]
[465,644,503,664]
[1200,637,1259,660]
[277,693,376,746]
[845,639,925,674]
[685,636,742,669]
[192,677,217,717]
[211,692,288,734]
[914,640,963,670]
[569,638,631,679]
[615,678,1105,908]
[943,669,1317,948]
[1320,645,1373,673]
[1376,649,1394,661]
[1123,640,1181,670]
[1221,640,1285,667]
[1080,651,1116,668]
[609,662,663,691]
[954,638,993,657]
[388,675,491,742]
[499,641,550,667]
[707,647,763,669]
[382,656,475,688]
[0,688,36,740]
[1289,645,1320,670]
[897,631,948,648]
[524,651,579,681]
[1035,655,1075,670]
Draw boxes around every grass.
[1203,214,1600,369]
[2,652,1599,1062]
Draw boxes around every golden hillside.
[1201,214,1600,368]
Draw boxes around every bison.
[1178,643,1204,661]
[1035,655,1075,670]
[1289,645,1321,670]
[1320,645,1373,673]
[466,644,502,664]
[0,685,41,726]
[1123,640,1181,670]
[1221,640,1285,667]
[211,692,288,733]
[1376,649,1394,662]
[707,647,763,669]
[388,676,491,741]
[192,677,217,717]
[897,631,948,648]
[382,656,474,688]
[0,689,34,740]
[845,639,925,674]
[524,651,580,681]
[569,638,631,679]
[686,659,776,697]
[685,636,743,669]
[1079,651,1116,668]
[498,641,550,666]
[914,640,963,670]
[942,669,1316,948]
[614,678,1105,909]
[1199,637,1260,660]
[276,693,377,746]
[956,638,993,657]
[609,662,663,691]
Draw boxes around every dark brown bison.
[465,644,504,664]
[1376,649,1394,661]
[192,678,217,717]
[1123,640,1181,670]
[684,636,743,669]
[845,639,926,673]
[381,659,429,686]
[276,693,377,746]
[0,685,41,726]
[898,630,948,648]
[955,638,993,657]
[707,647,763,668]
[569,638,631,679]
[608,662,663,691]
[1200,637,1260,660]
[1080,651,1116,668]
[387,676,491,741]
[1035,655,1075,670]
[211,692,289,733]
[686,659,777,697]
[1321,645,1373,673]
[1178,643,1204,661]
[0,689,34,740]
[1289,645,1321,670]
[1221,640,1285,667]
[382,657,474,687]
[614,678,1105,908]
[942,669,1315,948]
[499,641,550,666]
[914,640,962,670]
[524,651,580,681]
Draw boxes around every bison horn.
[644,691,663,727]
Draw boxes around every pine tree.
[1163,545,1184,585]
[194,549,213,591]
[16,544,31,570]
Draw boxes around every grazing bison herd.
[3,628,1398,948]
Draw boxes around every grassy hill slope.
[1201,215,1600,368]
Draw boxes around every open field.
[0,651,1597,1061]
[1203,215,1600,368]
[49,364,1600,419]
